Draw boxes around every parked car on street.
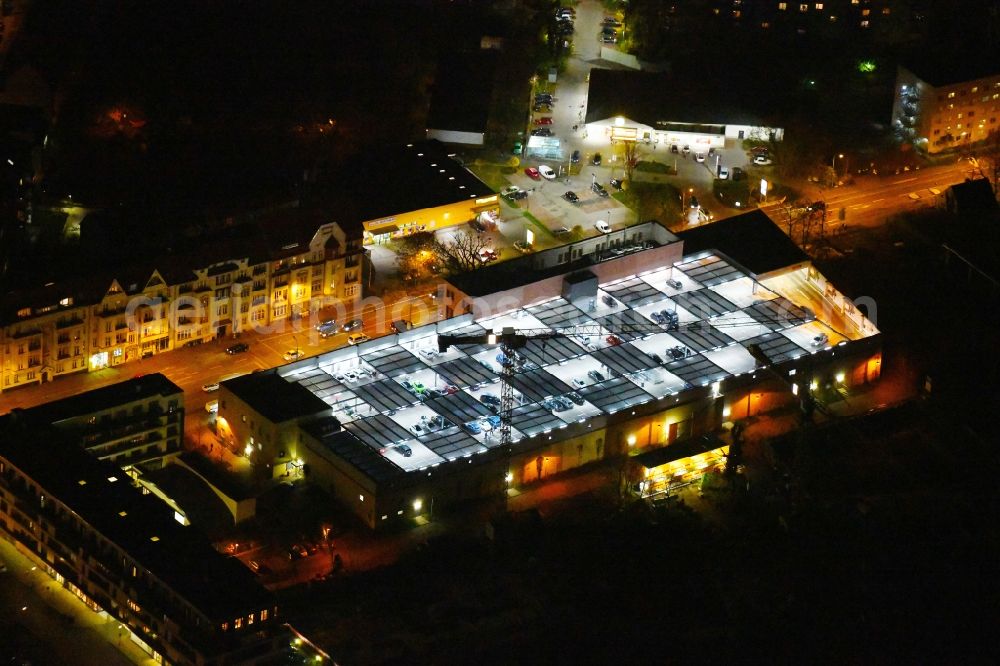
[563,191,579,203]
[530,128,552,137]
[226,342,250,354]
[592,182,609,197]
[538,165,556,179]
[348,333,369,345]
[595,219,611,233]
[592,153,602,166]
[342,319,363,332]
[283,349,304,361]
[524,167,541,180]
[534,117,553,125]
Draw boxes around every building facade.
[0,218,366,392]
[892,65,1000,153]
[218,214,882,530]
[0,424,284,665]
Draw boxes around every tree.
[395,231,438,280]
[622,140,639,183]
[433,229,489,274]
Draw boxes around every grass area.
[468,163,514,192]
[613,181,682,223]
[634,160,671,174]
[712,179,752,209]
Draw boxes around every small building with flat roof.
[584,69,785,150]
[337,140,500,245]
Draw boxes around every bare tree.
[622,140,639,183]
[434,229,489,273]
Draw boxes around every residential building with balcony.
[8,373,185,475]
[0,207,366,392]
[0,421,284,665]
[892,60,1000,153]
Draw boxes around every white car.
[538,165,556,180]
[694,153,706,163]
[283,349,305,362]
[718,166,730,180]
[202,382,220,393]
[571,378,587,389]
[595,219,611,234]
[753,155,773,166]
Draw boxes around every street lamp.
[832,153,845,178]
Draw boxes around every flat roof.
[585,69,784,128]
[13,373,183,426]
[447,221,680,297]
[275,249,878,477]
[336,140,496,226]
[677,210,810,277]
[0,425,272,621]
[222,372,330,423]
[426,51,497,134]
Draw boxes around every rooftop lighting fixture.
[150,536,160,542]
[118,511,128,517]
[107,476,118,483]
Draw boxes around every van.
[205,400,219,414]
[347,333,369,345]
[391,320,412,334]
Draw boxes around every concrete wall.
[598,47,641,70]
[461,238,684,318]
[426,128,485,146]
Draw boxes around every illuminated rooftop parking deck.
[279,250,878,476]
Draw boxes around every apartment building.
[0,421,284,664]
[707,0,923,35]
[9,373,185,475]
[0,210,367,392]
[893,62,1000,153]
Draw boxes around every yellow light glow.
[412,498,423,512]
[504,471,513,483]
[615,116,625,126]
[627,435,637,446]
[792,383,799,395]
[809,380,818,391]
[722,406,731,417]
[244,444,253,457]
[835,372,846,383]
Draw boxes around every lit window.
[948,103,954,109]
[261,609,268,621]
[882,6,890,14]
[247,613,254,626]
[733,9,741,17]
[815,2,823,8]
[127,599,142,613]
[957,113,963,119]
[778,2,787,9]
[948,92,956,98]
[860,19,869,27]
[799,3,808,11]
[234,618,242,629]
[359,494,365,502]
[971,86,978,93]
[829,14,837,21]
[221,622,229,631]
[861,8,870,15]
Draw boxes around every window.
[860,19,869,26]
[261,609,268,621]
[882,6,890,14]
[778,2,787,9]
[815,2,823,8]
[861,8,869,15]
[221,622,229,631]
[247,613,254,626]
[127,599,142,613]
[217,305,228,317]
[948,92,956,99]
[971,86,978,93]
[799,3,808,10]
[234,618,242,629]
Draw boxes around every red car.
[606,335,623,346]
[534,117,553,125]
[525,167,541,180]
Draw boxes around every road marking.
[895,177,917,184]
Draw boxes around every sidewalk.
[0,536,157,665]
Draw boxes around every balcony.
[11,328,41,339]
[97,305,127,318]
[56,317,85,330]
